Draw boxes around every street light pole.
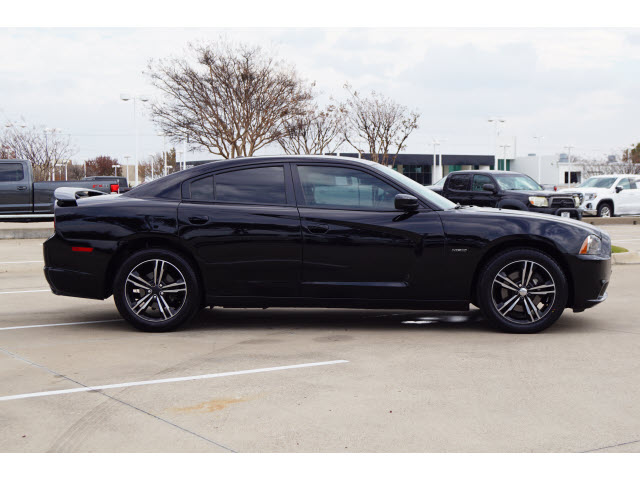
[534,136,544,183]
[488,118,505,170]
[499,144,511,171]
[120,94,149,187]
[430,139,440,184]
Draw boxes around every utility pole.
[534,136,544,183]
[124,155,131,185]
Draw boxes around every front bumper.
[529,206,582,220]
[566,254,611,312]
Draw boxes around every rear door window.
[448,174,470,191]
[0,163,24,182]
[215,166,287,205]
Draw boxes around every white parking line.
[0,319,123,331]
[0,260,43,264]
[0,360,349,402]
[0,289,50,295]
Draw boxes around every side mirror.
[482,183,496,192]
[616,186,623,193]
[395,194,419,211]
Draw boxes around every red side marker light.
[72,247,93,253]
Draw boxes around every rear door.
[0,162,31,214]
[178,163,302,298]
[445,173,473,205]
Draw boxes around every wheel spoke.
[128,274,152,288]
[497,273,519,289]
[127,278,151,290]
[524,261,534,288]
[525,297,541,320]
[156,297,169,320]
[133,294,153,315]
[157,261,165,286]
[159,295,173,317]
[522,296,535,322]
[499,295,520,315]
[528,282,554,291]
[530,289,555,295]
[494,279,518,291]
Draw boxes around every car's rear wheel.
[476,248,568,333]
[113,249,201,332]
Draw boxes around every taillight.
[110,184,119,193]
[71,247,93,252]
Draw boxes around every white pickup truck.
[564,174,640,217]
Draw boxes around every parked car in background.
[0,159,125,218]
[434,170,582,219]
[44,155,611,334]
[563,174,640,217]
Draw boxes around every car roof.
[449,170,522,175]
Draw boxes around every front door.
[178,164,302,298]
[0,162,30,214]
[471,173,498,207]
[293,163,446,300]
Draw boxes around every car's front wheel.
[476,248,568,333]
[113,249,201,332]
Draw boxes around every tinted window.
[190,176,214,201]
[472,174,493,191]
[298,165,400,210]
[0,163,24,182]
[448,175,470,191]
[215,166,286,205]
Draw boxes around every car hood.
[451,205,605,236]
[562,187,608,195]
[506,189,574,197]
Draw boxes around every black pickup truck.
[431,170,582,219]
[0,159,127,218]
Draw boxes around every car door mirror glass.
[394,194,419,210]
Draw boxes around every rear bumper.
[44,266,105,300]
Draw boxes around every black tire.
[113,248,201,332]
[597,202,613,218]
[476,248,568,333]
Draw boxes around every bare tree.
[67,162,85,180]
[0,125,75,181]
[85,156,120,177]
[341,84,420,166]
[277,104,346,155]
[147,41,315,158]
[578,154,640,177]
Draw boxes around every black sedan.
[43,156,611,333]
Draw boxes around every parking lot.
[1,225,639,453]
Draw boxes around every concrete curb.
[582,217,640,226]
[612,251,640,265]
[0,227,53,240]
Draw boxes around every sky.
[1,27,639,166]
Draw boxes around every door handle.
[306,223,330,234]
[188,215,209,225]
[17,186,27,191]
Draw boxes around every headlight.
[579,234,603,255]
[584,193,597,201]
[529,196,549,207]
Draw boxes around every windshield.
[494,174,543,191]
[371,164,456,210]
[579,177,616,189]
[432,175,447,187]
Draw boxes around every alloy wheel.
[491,260,556,324]
[600,206,611,217]
[124,259,187,322]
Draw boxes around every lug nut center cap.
[518,287,528,297]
